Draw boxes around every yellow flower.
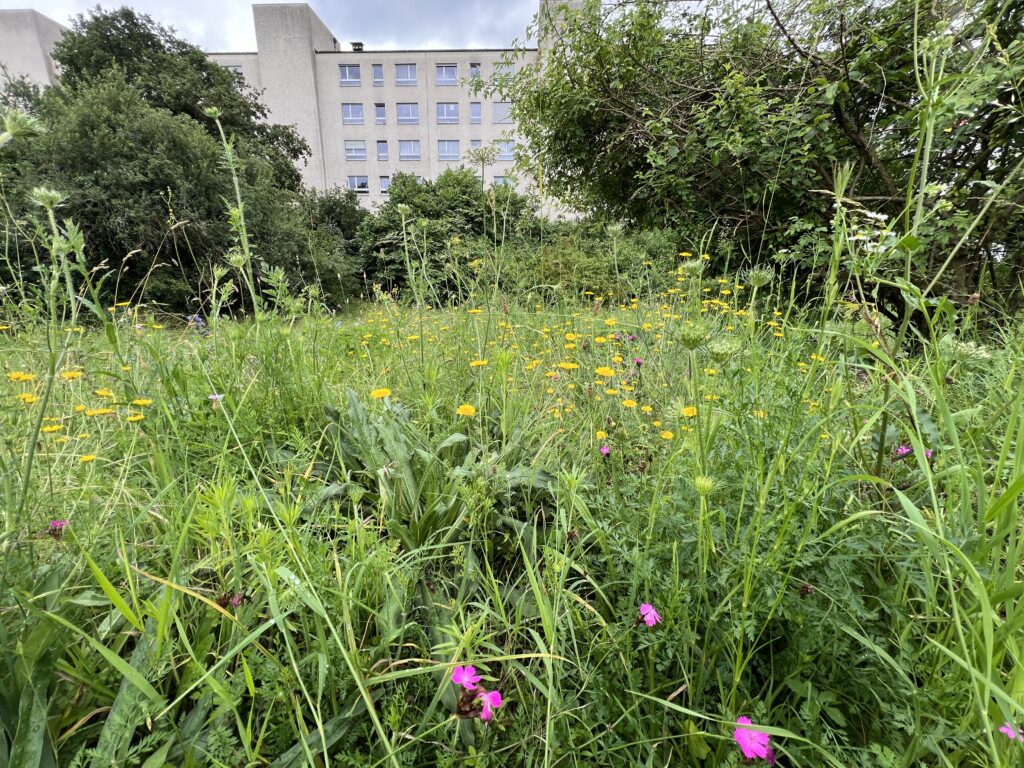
[623,399,638,408]
[60,370,83,381]
[470,359,489,367]
[605,388,619,396]
[682,406,698,418]
[467,308,483,314]
[41,424,63,433]
[703,368,717,376]
[17,393,38,404]
[94,388,115,398]
[456,403,477,417]
[753,409,766,419]
[370,388,392,399]
[85,408,114,417]
[660,430,674,440]
[604,318,617,327]
[74,404,87,412]
[8,371,35,383]
[127,413,145,423]
[640,405,653,413]
[79,454,97,463]
[557,362,579,370]
[596,430,608,439]
[595,366,615,378]
[131,398,153,407]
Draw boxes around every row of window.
[348,174,510,193]
[341,101,511,125]
[344,139,515,162]
[339,62,513,87]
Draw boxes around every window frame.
[470,102,481,124]
[438,139,460,161]
[493,102,513,124]
[436,102,459,124]
[399,140,421,161]
[372,63,384,85]
[374,103,386,125]
[397,102,420,125]
[435,63,458,85]
[342,103,364,125]
[496,139,515,161]
[339,64,361,86]
[347,175,369,193]
[344,140,367,161]
[395,63,417,86]
[376,140,389,161]
[380,175,391,194]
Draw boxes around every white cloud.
[0,0,539,50]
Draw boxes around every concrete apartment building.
[0,1,581,207]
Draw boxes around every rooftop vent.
[351,41,364,52]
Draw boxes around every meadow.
[2,254,1022,767]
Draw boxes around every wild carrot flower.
[476,689,503,721]
[639,603,662,626]
[451,665,481,690]
[734,717,776,764]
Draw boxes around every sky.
[0,0,540,51]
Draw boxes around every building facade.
[207,3,536,204]
[0,9,66,87]
[1,2,581,208]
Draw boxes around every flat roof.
[205,48,538,55]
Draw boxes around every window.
[342,103,364,125]
[339,64,360,86]
[375,103,386,124]
[496,139,515,161]
[380,176,391,194]
[395,63,417,86]
[436,102,459,124]
[345,140,367,161]
[470,102,481,124]
[399,140,420,160]
[493,102,513,124]
[372,63,384,85]
[348,175,369,193]
[377,140,389,161]
[438,140,460,161]
[397,103,419,125]
[493,175,508,186]
[469,62,481,78]
[436,64,457,85]
[494,62,515,76]
[470,139,482,149]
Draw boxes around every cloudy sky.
[0,0,539,51]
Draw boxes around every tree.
[51,7,308,190]
[503,0,1024,304]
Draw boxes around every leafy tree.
[51,6,308,189]
[504,0,1024,306]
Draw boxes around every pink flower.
[476,689,503,721]
[49,519,69,530]
[895,444,912,458]
[999,721,1023,741]
[734,717,776,764]
[600,444,611,456]
[450,665,481,691]
[924,449,934,460]
[639,602,662,626]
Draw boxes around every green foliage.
[505,0,1024,305]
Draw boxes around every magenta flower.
[639,602,662,626]
[451,665,481,691]
[49,519,69,531]
[208,393,224,402]
[999,721,1023,741]
[476,689,503,721]
[924,449,934,460]
[600,444,611,456]
[633,357,644,367]
[734,717,776,764]
[895,444,912,458]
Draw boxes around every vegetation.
[0,0,1022,766]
